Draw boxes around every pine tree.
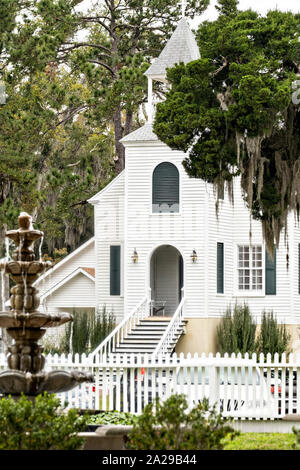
[215,0,238,16]
[4,0,209,172]
[0,0,209,252]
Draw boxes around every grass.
[223,432,296,450]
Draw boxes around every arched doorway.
[150,245,183,317]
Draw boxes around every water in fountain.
[38,235,44,263]
[0,238,11,353]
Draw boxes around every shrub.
[0,393,88,450]
[89,306,116,351]
[126,394,239,450]
[255,311,291,358]
[49,306,116,355]
[87,411,138,426]
[217,303,256,355]
[293,427,300,450]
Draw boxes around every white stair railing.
[90,296,151,362]
[152,297,186,356]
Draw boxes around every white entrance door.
[150,245,183,316]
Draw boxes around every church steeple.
[181,0,187,18]
[144,15,200,122]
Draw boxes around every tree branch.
[62,42,111,54]
[69,199,88,208]
[88,59,115,76]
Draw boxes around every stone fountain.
[0,212,94,397]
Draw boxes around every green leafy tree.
[0,393,87,450]
[127,394,239,450]
[255,310,291,358]
[0,65,113,254]
[153,0,300,255]
[4,0,209,172]
[217,303,257,355]
[0,0,209,254]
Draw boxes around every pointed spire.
[145,17,200,83]
[181,0,187,18]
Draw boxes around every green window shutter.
[217,242,224,294]
[265,247,276,295]
[110,245,121,295]
[152,162,179,213]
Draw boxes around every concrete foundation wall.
[175,318,300,356]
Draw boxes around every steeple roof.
[145,17,200,82]
[120,123,159,143]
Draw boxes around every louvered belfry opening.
[152,162,179,213]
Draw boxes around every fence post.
[209,363,218,409]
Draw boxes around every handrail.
[152,297,186,356]
[90,296,150,361]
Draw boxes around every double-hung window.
[238,245,263,291]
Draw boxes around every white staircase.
[112,317,186,354]
[90,297,187,361]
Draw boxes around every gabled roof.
[88,170,124,204]
[40,266,95,301]
[120,123,159,144]
[145,17,200,81]
[33,237,95,286]
[81,267,95,278]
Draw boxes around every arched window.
[152,162,179,213]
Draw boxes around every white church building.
[35,18,300,355]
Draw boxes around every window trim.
[234,243,265,298]
[150,161,181,215]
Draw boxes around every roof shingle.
[145,17,200,79]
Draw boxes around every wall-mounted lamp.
[131,248,138,263]
[190,249,197,263]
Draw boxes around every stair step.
[115,348,156,353]
[116,343,157,348]
[94,310,188,356]
[124,333,162,341]
[133,326,169,331]
[120,339,160,344]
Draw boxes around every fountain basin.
[0,260,52,283]
[0,312,73,329]
[0,369,95,396]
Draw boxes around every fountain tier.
[0,212,94,396]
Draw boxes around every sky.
[202,0,300,18]
[193,0,300,26]
[77,0,300,19]
[75,0,300,39]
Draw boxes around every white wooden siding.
[122,139,300,324]
[43,273,95,309]
[92,172,125,322]
[124,141,205,317]
[35,238,95,297]
[35,239,95,316]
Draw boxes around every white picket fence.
[1,352,300,420]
